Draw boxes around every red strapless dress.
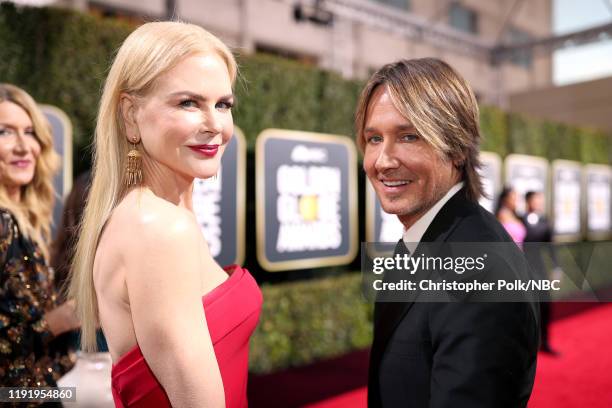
[110,265,262,407]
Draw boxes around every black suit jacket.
[368,189,539,408]
[521,212,557,279]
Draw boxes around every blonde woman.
[70,22,262,408]
[0,83,80,388]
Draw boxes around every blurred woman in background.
[496,186,527,246]
[0,83,79,388]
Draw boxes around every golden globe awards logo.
[276,145,342,252]
[256,129,357,272]
[552,160,582,237]
[586,164,612,235]
[504,154,549,215]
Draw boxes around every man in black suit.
[522,190,560,355]
[355,58,539,407]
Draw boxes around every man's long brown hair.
[355,58,484,202]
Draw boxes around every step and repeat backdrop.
[366,152,611,248]
[47,105,612,272]
[552,160,583,241]
[193,128,246,266]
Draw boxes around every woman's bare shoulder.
[112,189,201,243]
[96,189,205,278]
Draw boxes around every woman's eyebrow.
[168,91,234,101]
[0,122,28,129]
[168,91,205,101]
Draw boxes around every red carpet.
[528,303,612,408]
[248,349,370,407]
[305,303,612,408]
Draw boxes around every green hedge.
[2,2,611,168]
[0,2,363,165]
[580,127,610,164]
[3,3,612,374]
[508,113,548,157]
[250,273,372,373]
[0,3,131,154]
[479,105,509,157]
[235,54,363,148]
[543,122,582,162]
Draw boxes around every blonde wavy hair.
[69,21,237,351]
[0,84,60,260]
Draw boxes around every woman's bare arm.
[125,205,225,408]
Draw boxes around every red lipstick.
[188,144,219,157]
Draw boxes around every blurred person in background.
[522,190,561,356]
[69,22,262,408]
[51,172,112,407]
[0,83,79,390]
[496,186,527,246]
[51,171,90,297]
[51,170,109,353]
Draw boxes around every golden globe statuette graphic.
[299,195,319,222]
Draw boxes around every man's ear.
[120,93,140,143]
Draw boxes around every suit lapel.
[419,187,469,244]
[372,239,413,351]
[371,189,471,361]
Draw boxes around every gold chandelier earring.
[126,139,142,186]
